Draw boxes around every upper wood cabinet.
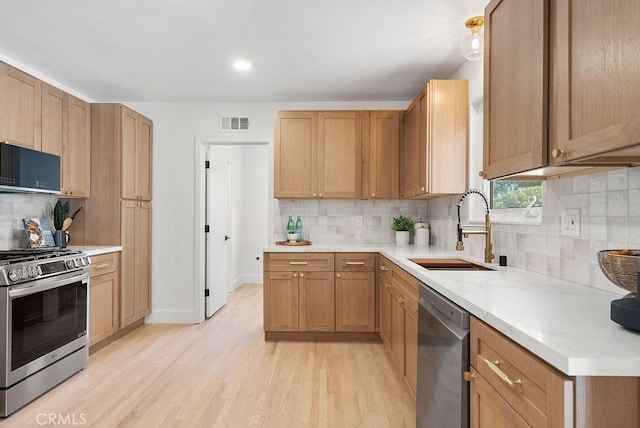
[274,111,362,199]
[121,106,152,201]
[484,0,640,179]
[41,83,64,156]
[548,0,640,165]
[41,84,90,196]
[483,0,548,180]
[402,80,469,198]
[0,62,42,150]
[62,94,91,197]
[363,111,401,199]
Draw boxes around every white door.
[205,149,231,318]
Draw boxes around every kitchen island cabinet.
[0,62,41,150]
[402,80,468,198]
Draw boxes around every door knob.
[224,235,231,241]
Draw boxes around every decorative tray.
[275,240,312,246]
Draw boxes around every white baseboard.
[145,310,198,324]
[241,274,263,284]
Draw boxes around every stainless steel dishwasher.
[416,283,470,428]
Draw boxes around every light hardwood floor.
[3,284,416,427]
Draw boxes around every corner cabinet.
[274,111,362,199]
[0,62,41,150]
[402,80,468,198]
[83,103,153,329]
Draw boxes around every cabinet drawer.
[90,252,118,277]
[336,253,374,271]
[264,253,334,272]
[470,317,573,427]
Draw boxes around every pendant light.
[460,16,484,61]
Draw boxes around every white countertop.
[264,243,640,377]
[68,246,122,257]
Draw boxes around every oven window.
[11,281,87,371]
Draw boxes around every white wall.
[126,101,408,323]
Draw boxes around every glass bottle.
[287,216,295,234]
[295,216,303,242]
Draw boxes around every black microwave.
[0,142,60,193]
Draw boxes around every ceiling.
[0,0,487,102]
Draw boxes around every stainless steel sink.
[409,258,495,271]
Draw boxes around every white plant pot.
[395,231,410,245]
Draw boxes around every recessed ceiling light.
[233,61,251,71]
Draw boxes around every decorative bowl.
[597,250,640,296]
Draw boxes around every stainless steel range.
[0,248,90,417]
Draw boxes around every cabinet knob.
[318,193,322,198]
[293,273,298,278]
[371,193,375,197]
[312,193,316,197]
[300,273,304,278]
[421,187,425,192]
[385,283,391,288]
[463,371,476,382]
[380,265,388,271]
[551,148,565,158]
[336,273,341,278]
[478,171,485,177]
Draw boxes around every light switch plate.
[560,209,580,237]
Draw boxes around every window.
[485,180,544,224]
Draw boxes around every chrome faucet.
[455,189,494,263]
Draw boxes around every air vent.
[219,116,249,131]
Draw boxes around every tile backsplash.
[427,166,640,294]
[0,193,58,249]
[273,199,429,244]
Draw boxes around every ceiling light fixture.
[460,16,484,61]
[233,60,251,71]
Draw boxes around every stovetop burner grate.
[0,249,81,265]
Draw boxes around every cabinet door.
[136,115,153,200]
[317,111,362,198]
[120,200,152,328]
[264,272,299,331]
[41,83,64,156]
[134,201,152,320]
[274,111,317,198]
[299,271,335,332]
[389,286,405,372]
[62,94,90,197]
[402,95,425,197]
[121,106,139,200]
[368,111,400,199]
[89,272,119,346]
[429,80,469,194]
[379,276,392,346]
[550,0,640,163]
[335,271,375,332]
[0,63,41,150]
[404,303,418,397]
[470,369,529,428]
[483,0,548,179]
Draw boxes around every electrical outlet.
[560,209,580,237]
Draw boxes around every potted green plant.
[391,216,414,245]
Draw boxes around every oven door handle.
[8,271,89,298]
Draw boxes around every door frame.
[194,139,271,323]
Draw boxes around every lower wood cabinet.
[89,252,120,347]
[263,252,375,335]
[377,255,419,397]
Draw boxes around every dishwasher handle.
[420,296,470,341]
[419,283,470,329]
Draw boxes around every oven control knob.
[8,269,18,281]
[76,258,82,267]
[66,260,75,269]
[30,266,38,277]
[21,267,28,278]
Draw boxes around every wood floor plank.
[2,284,415,427]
